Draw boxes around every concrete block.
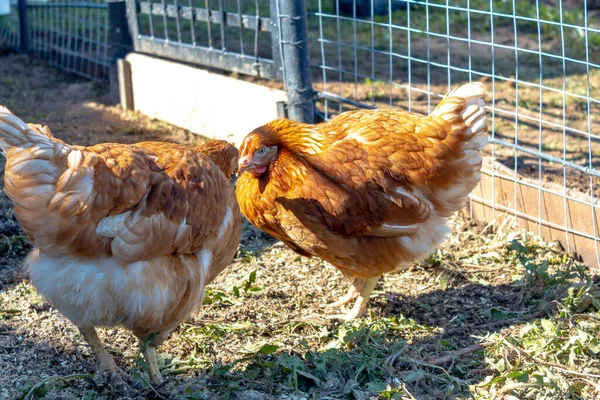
[126,53,287,146]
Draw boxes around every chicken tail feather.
[432,82,488,148]
[429,82,488,216]
[0,105,81,250]
[0,105,60,152]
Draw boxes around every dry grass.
[0,54,599,400]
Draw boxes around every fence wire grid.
[127,0,278,78]
[0,2,19,49]
[0,0,110,80]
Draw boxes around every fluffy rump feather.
[27,250,208,334]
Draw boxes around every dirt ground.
[0,54,599,400]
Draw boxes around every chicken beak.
[237,155,253,175]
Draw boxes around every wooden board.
[469,158,600,270]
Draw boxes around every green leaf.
[244,270,256,290]
[256,360,276,368]
[211,362,231,377]
[366,381,388,392]
[343,379,359,395]
[83,392,98,400]
[257,343,279,355]
[540,319,557,335]
[538,260,550,280]
[494,358,506,373]
[203,289,229,305]
[296,369,321,384]
[278,354,305,373]
[492,308,514,321]
[400,369,425,383]
[506,370,530,383]
[588,340,600,354]
[479,374,507,388]
[482,307,519,321]
[567,382,586,395]
[509,239,530,254]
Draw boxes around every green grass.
[305,0,598,83]
[306,0,599,44]
[172,316,439,398]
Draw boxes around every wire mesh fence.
[126,0,279,78]
[0,1,20,49]
[306,0,600,266]
[0,0,110,80]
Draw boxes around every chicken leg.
[327,277,365,308]
[140,343,164,386]
[344,276,379,319]
[79,326,129,384]
[328,276,380,320]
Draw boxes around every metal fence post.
[108,0,134,107]
[17,0,29,54]
[108,0,133,61]
[270,0,315,123]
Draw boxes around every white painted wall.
[126,53,287,146]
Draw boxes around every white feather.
[344,131,370,144]
[199,248,212,277]
[67,150,84,169]
[27,251,206,329]
[97,211,132,238]
[217,207,232,240]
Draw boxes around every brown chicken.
[0,106,242,386]
[236,83,488,319]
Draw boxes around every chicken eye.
[257,146,267,155]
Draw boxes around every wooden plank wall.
[469,158,600,270]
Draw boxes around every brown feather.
[236,82,488,281]
[0,106,242,346]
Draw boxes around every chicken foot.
[344,276,379,320]
[328,276,380,320]
[79,326,130,387]
[327,277,365,308]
